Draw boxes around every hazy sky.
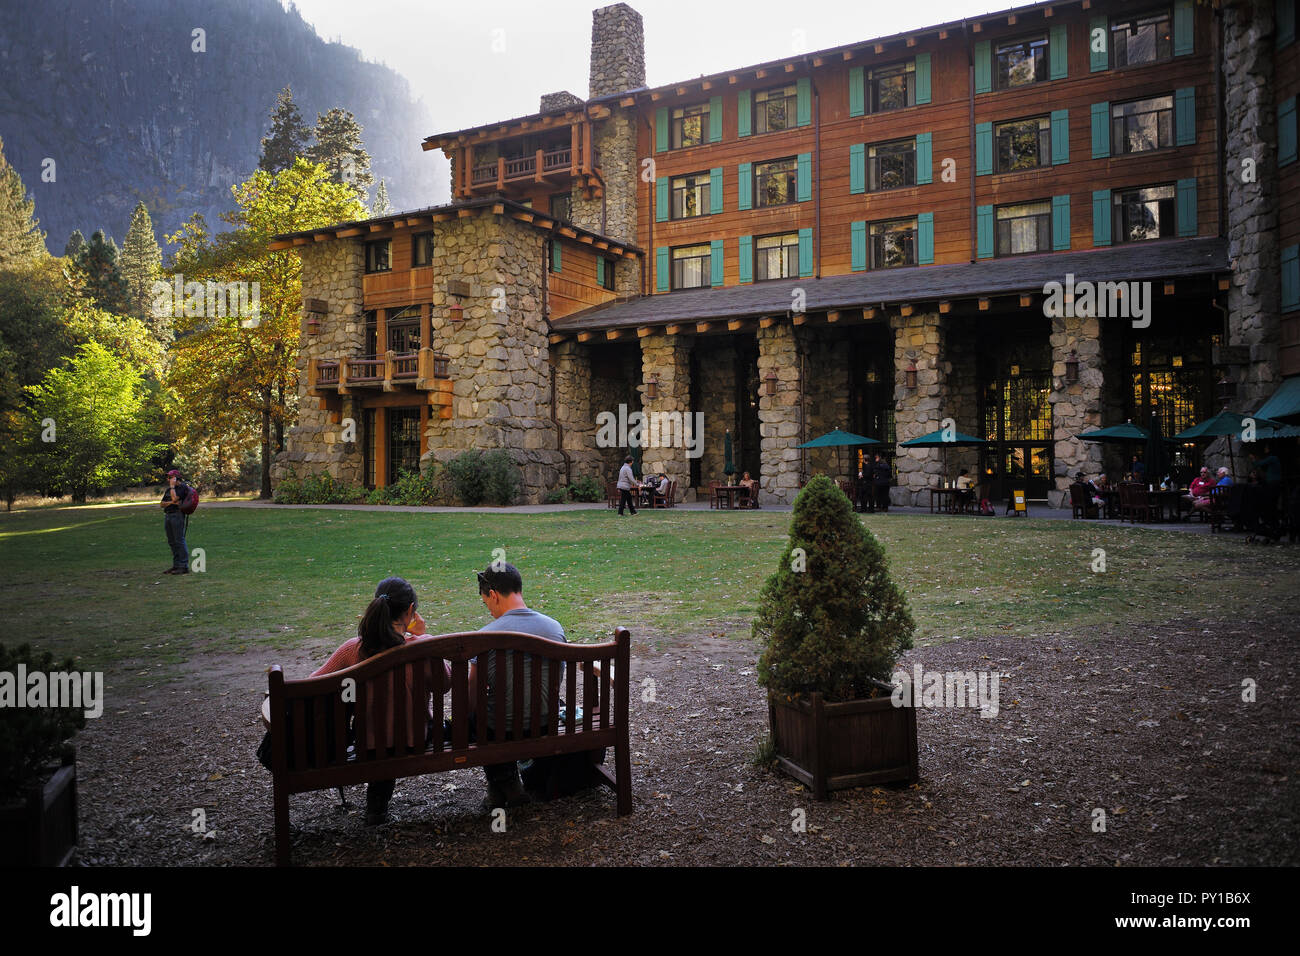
[289,0,1016,204]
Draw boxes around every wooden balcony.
[309,349,452,408]
[469,147,601,189]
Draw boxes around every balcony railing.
[391,353,418,379]
[348,355,386,383]
[316,360,339,387]
[310,350,451,395]
[470,146,600,187]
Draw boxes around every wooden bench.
[266,627,632,865]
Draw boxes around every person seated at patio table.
[1076,473,1104,508]
[655,473,670,496]
[954,469,974,509]
[1194,467,1233,513]
[1186,466,1215,509]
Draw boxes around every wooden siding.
[549,241,620,319]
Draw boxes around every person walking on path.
[870,453,892,513]
[616,456,638,515]
[160,469,192,574]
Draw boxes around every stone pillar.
[891,311,947,505]
[551,338,598,482]
[695,341,737,486]
[1223,0,1281,413]
[1049,312,1104,507]
[638,332,693,499]
[275,239,365,487]
[588,3,645,99]
[570,107,640,252]
[802,332,852,476]
[758,324,802,505]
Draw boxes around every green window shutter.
[851,221,866,272]
[798,228,813,277]
[1049,23,1068,80]
[655,107,669,152]
[1282,244,1300,311]
[551,242,562,272]
[796,77,811,126]
[1050,110,1069,165]
[974,41,991,94]
[797,152,812,202]
[1090,101,1110,159]
[709,168,723,214]
[1174,0,1194,56]
[1092,189,1112,247]
[914,54,931,105]
[656,246,670,292]
[1280,0,1297,48]
[975,122,993,176]
[709,96,723,143]
[917,213,934,265]
[738,162,752,210]
[1279,96,1298,166]
[1176,178,1198,237]
[738,235,753,284]
[710,239,724,287]
[849,66,864,117]
[850,143,865,194]
[596,256,605,287]
[655,176,669,222]
[1089,14,1109,72]
[976,205,993,259]
[1052,194,1071,251]
[737,89,751,137]
[915,133,932,184]
[1175,87,1196,146]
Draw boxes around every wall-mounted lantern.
[1065,349,1079,385]
[1216,373,1237,403]
[304,298,327,335]
[646,372,659,401]
[448,301,464,321]
[763,368,779,396]
[905,360,918,391]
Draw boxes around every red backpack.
[179,483,200,515]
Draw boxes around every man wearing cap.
[470,562,567,809]
[159,469,193,574]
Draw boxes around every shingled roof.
[551,237,1229,332]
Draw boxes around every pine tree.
[75,230,129,315]
[0,136,47,268]
[258,86,311,174]
[63,230,85,260]
[120,201,165,335]
[307,108,374,201]
[372,179,391,217]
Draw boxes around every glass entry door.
[981,358,1054,501]
[387,408,422,484]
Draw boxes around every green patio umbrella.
[723,429,735,480]
[1145,414,1170,486]
[1174,410,1287,480]
[1076,421,1151,442]
[629,444,642,479]
[797,429,880,479]
[899,429,988,447]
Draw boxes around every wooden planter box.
[0,750,78,866]
[769,682,917,799]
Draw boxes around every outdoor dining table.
[1149,489,1188,522]
[714,485,745,509]
[929,487,961,514]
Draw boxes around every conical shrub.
[754,475,914,702]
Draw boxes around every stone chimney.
[588,3,645,99]
[540,91,584,112]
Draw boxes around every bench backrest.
[266,628,629,778]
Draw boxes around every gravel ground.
[72,613,1298,867]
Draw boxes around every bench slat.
[430,659,445,751]
[312,695,327,768]
[475,655,488,750]
[530,654,543,738]
[452,659,470,752]
[548,658,562,737]
[292,699,308,769]
[582,661,594,733]
[512,650,525,740]
[565,660,577,734]
[333,693,349,764]
[493,649,507,743]
[600,656,611,731]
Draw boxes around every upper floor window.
[870,217,916,269]
[411,232,434,268]
[869,138,916,191]
[672,102,710,150]
[1113,183,1176,242]
[671,244,712,290]
[597,255,615,291]
[1111,95,1174,154]
[995,35,1048,89]
[995,116,1051,173]
[754,85,798,134]
[996,200,1051,256]
[671,172,712,219]
[1111,9,1173,68]
[867,61,916,113]
[754,157,798,208]
[754,233,799,281]
[365,239,390,274]
[550,192,572,222]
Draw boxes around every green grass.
[1,502,1296,679]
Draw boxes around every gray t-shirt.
[478,607,567,732]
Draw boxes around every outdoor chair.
[1069,482,1098,519]
[708,480,722,510]
[605,481,619,509]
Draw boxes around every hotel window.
[549,192,572,221]
[671,102,709,150]
[364,239,390,273]
[597,255,615,291]
[411,232,434,267]
[995,116,1051,173]
[671,244,712,290]
[1110,9,1173,68]
[868,138,916,191]
[1110,95,1174,154]
[867,61,916,113]
[754,157,798,207]
[869,217,917,269]
[754,85,798,134]
[996,201,1052,256]
[671,171,711,219]
[1113,184,1176,242]
[754,233,799,281]
[995,35,1049,89]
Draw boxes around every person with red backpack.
[159,469,195,574]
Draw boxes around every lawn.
[2,502,1296,680]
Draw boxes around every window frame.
[867,137,918,192]
[752,156,799,209]
[670,170,713,220]
[753,232,800,282]
[670,101,711,151]
[598,255,616,291]
[670,243,713,291]
[868,216,918,270]
[994,34,1050,90]
[866,60,917,114]
[1109,7,1174,69]
[1109,94,1176,155]
[1112,182,1178,244]
[364,239,391,274]
[753,84,799,135]
[993,114,1052,174]
[549,192,572,222]
[994,199,1053,257]
[411,232,434,268]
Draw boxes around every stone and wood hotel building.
[271,0,1300,507]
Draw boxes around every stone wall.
[569,108,640,254]
[891,311,945,505]
[1048,311,1105,505]
[588,3,645,99]
[586,343,641,481]
[694,340,738,486]
[540,91,583,111]
[939,317,982,482]
[801,330,852,476]
[638,332,694,499]
[757,324,802,504]
[273,240,365,486]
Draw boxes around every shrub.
[272,471,365,505]
[569,474,604,503]
[0,644,87,801]
[444,450,521,506]
[753,475,914,703]
[380,466,445,506]
[544,488,569,504]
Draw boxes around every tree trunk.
[274,381,285,452]
[260,390,272,499]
